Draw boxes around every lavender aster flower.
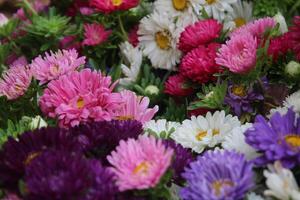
[245,109,300,168]
[180,150,254,200]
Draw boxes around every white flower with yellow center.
[199,0,237,21]
[224,0,253,31]
[138,12,182,70]
[171,110,240,153]
[144,119,180,139]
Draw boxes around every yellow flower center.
[155,31,171,50]
[212,180,234,196]
[116,115,134,120]
[206,0,216,5]
[24,152,40,166]
[76,97,85,109]
[196,129,219,141]
[234,18,246,28]
[172,0,187,11]
[111,0,122,6]
[231,85,247,97]
[133,161,149,175]
[285,135,300,147]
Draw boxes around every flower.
[285,61,300,77]
[180,43,221,83]
[222,123,260,160]
[273,12,288,34]
[30,49,86,84]
[0,64,32,100]
[59,35,81,51]
[89,0,139,14]
[0,13,8,27]
[180,149,254,200]
[25,151,117,200]
[145,85,160,96]
[246,193,265,200]
[290,16,300,61]
[199,0,237,21]
[264,161,300,200]
[39,69,121,128]
[128,25,139,47]
[245,109,300,168]
[67,0,94,16]
[144,119,180,139]
[82,23,112,46]
[268,32,292,61]
[178,19,222,53]
[216,33,257,74]
[171,110,240,153]
[2,193,21,200]
[113,90,159,124]
[10,56,28,68]
[164,74,194,96]
[138,12,182,70]
[284,90,300,113]
[28,116,48,130]
[107,135,173,191]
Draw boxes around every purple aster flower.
[0,127,81,188]
[24,150,117,200]
[245,109,300,168]
[225,84,264,116]
[180,150,254,200]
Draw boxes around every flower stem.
[23,0,37,16]
[118,14,128,40]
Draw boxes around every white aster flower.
[224,0,253,31]
[138,12,182,70]
[246,192,265,200]
[199,0,237,21]
[0,13,8,27]
[28,116,48,130]
[171,110,240,153]
[268,106,288,118]
[119,42,143,86]
[144,119,180,139]
[222,123,260,160]
[264,161,300,200]
[274,12,288,34]
[284,90,300,113]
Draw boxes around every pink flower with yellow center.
[82,23,112,46]
[89,0,139,14]
[107,135,174,191]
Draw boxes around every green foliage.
[0,45,10,65]
[0,19,19,38]
[160,98,187,122]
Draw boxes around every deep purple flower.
[0,127,81,188]
[225,84,263,116]
[245,109,300,168]
[25,150,117,200]
[180,150,254,200]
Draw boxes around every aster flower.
[107,135,173,191]
[268,32,293,61]
[171,110,240,153]
[144,119,180,139]
[246,193,265,200]
[59,35,81,51]
[39,69,121,128]
[138,12,182,70]
[82,23,112,46]
[199,0,237,21]
[89,0,139,14]
[180,149,254,200]
[0,64,32,100]
[112,90,159,124]
[0,13,8,27]
[128,25,139,47]
[284,90,300,113]
[30,49,86,84]
[25,151,117,200]
[245,109,300,168]
[273,12,288,34]
[164,74,194,97]
[10,56,28,68]
[290,16,300,61]
[180,43,221,83]
[178,19,223,53]
[216,33,257,74]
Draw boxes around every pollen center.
[234,18,246,28]
[111,0,122,6]
[196,130,207,141]
[77,97,85,109]
[155,31,171,50]
[285,135,300,147]
[206,0,216,5]
[133,161,149,175]
[172,0,187,11]
[116,115,134,120]
[231,85,247,97]
[211,179,234,196]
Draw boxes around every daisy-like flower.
[216,33,257,74]
[284,90,300,113]
[89,0,139,13]
[39,69,121,128]
[0,13,8,27]
[180,149,254,200]
[82,23,112,46]
[264,161,300,200]
[171,110,240,153]
[178,19,223,53]
[144,119,180,139]
[30,49,86,84]
[223,0,253,31]
[0,64,32,100]
[138,12,182,70]
[113,90,159,124]
[222,123,260,160]
[119,42,142,87]
[273,12,288,34]
[199,0,237,21]
[107,135,173,191]
[164,74,194,96]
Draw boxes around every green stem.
[118,14,128,40]
[23,0,37,16]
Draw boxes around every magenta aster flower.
[30,49,86,84]
[82,23,112,46]
[107,135,173,191]
[39,69,121,128]
[128,25,139,47]
[89,0,139,14]
[0,64,32,100]
[216,33,257,74]
[164,74,194,96]
[290,16,300,61]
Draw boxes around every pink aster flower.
[0,65,32,100]
[89,0,139,14]
[164,74,194,96]
[10,56,28,68]
[30,49,85,84]
[178,19,222,53]
[179,43,221,83]
[82,23,112,46]
[107,135,173,191]
[39,69,121,128]
[216,33,257,74]
[113,90,158,124]
[59,36,81,51]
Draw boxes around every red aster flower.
[82,23,112,46]
[268,32,293,61]
[128,25,139,47]
[90,0,139,14]
[289,16,300,61]
[164,74,194,96]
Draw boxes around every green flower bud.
[145,85,160,96]
[285,61,300,77]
